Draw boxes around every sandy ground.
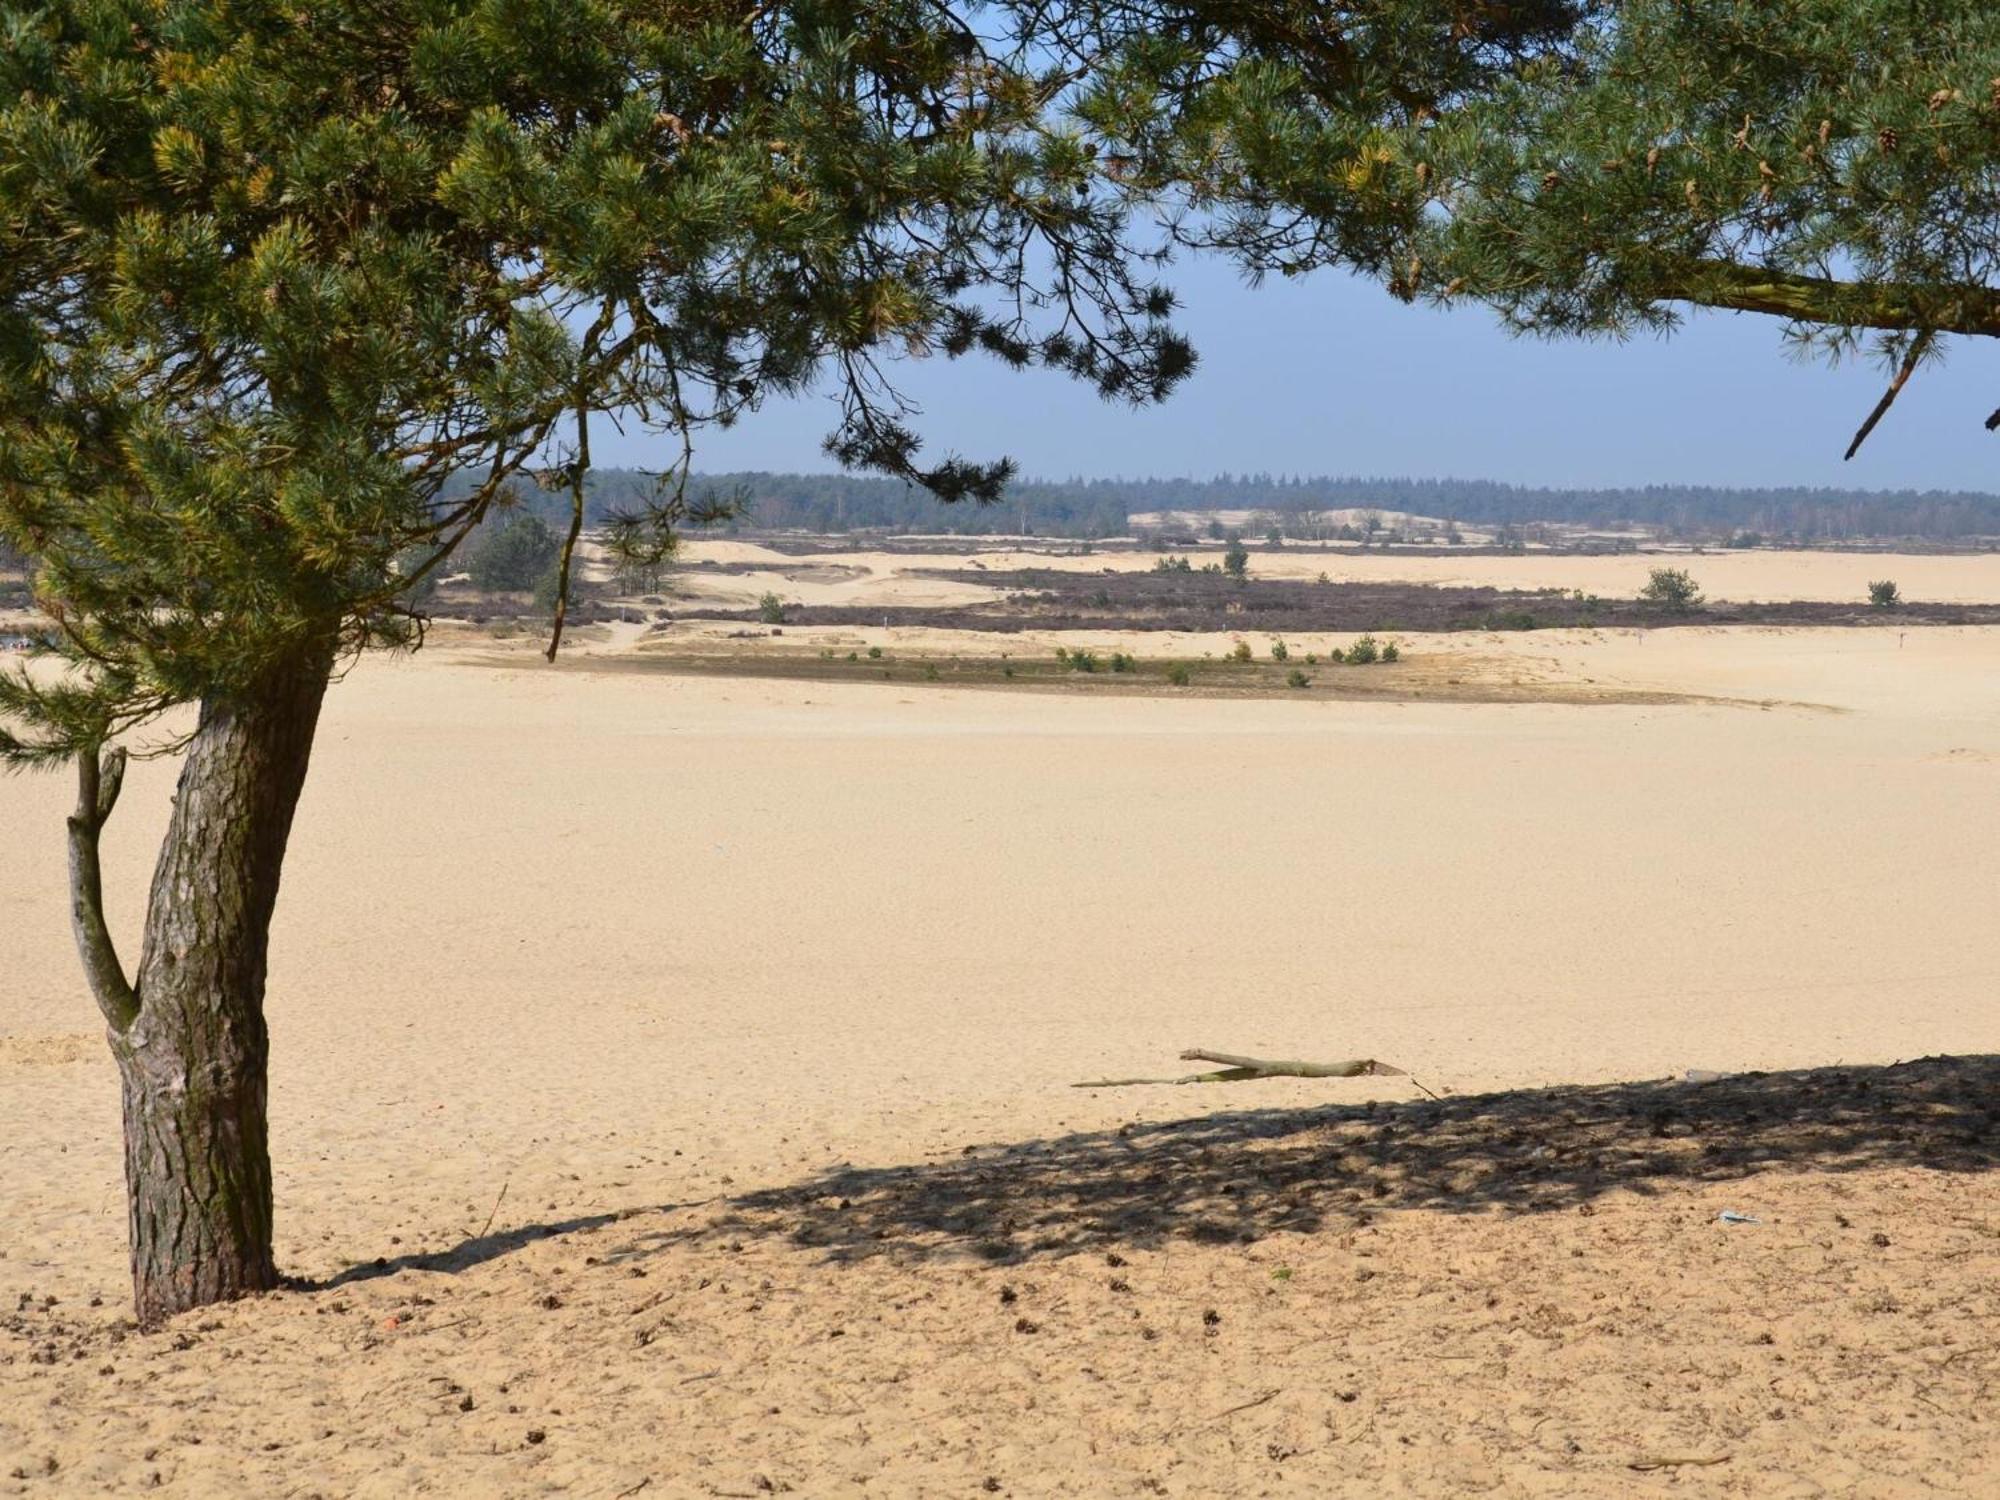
[676,539,2000,610]
[6,596,2000,1495]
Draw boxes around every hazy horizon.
[669,468,2000,499]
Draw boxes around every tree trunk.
[108,646,333,1327]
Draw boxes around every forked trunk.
[106,648,333,1327]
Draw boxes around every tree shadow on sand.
[619,1055,2000,1267]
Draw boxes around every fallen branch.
[1627,1454,1732,1472]
[1203,1388,1279,1423]
[1073,1050,1407,1088]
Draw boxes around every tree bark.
[106,645,334,1327]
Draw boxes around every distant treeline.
[456,469,2000,542]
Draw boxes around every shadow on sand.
[625,1054,2000,1266]
[316,1212,625,1287]
[331,1056,2000,1282]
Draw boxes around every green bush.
[1222,538,1249,580]
[1639,567,1702,611]
[1065,648,1100,672]
[1868,579,1901,608]
[533,558,582,617]
[1109,652,1135,673]
[467,513,560,591]
[1229,639,1253,663]
[1346,635,1380,665]
[390,546,439,605]
[866,645,883,659]
[1381,641,1400,663]
[1153,555,1192,573]
[1166,662,1191,686]
[757,592,786,624]
[1285,668,1310,688]
[1269,639,1289,662]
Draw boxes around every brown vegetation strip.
[683,570,2000,634]
[565,644,1729,708]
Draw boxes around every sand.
[5,574,2000,1495]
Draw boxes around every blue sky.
[594,256,2000,493]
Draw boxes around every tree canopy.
[0,0,1194,762]
[1086,0,2000,450]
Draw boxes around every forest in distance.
[467,469,2000,545]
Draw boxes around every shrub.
[1381,641,1400,663]
[1639,567,1702,611]
[532,559,573,616]
[922,662,940,680]
[866,644,884,659]
[1265,527,1284,547]
[1346,634,1380,665]
[1229,639,1253,663]
[389,546,439,606]
[1303,653,1318,665]
[1222,539,1249,580]
[1166,662,1191,686]
[757,591,786,624]
[1066,648,1100,672]
[1153,555,1193,573]
[1869,579,1901,608]
[1285,668,1310,689]
[1269,639,1289,662]
[1109,652,1135,673]
[467,512,560,591]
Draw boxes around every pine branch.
[67,744,138,1033]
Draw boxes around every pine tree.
[0,0,1192,1325]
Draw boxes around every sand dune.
[5,609,2000,1494]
